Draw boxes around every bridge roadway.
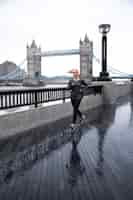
[0,95,133,199]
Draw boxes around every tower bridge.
[26,34,93,82]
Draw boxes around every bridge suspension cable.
[93,54,131,76]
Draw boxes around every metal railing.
[0,85,103,109]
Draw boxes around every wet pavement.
[0,95,133,199]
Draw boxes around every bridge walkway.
[0,96,133,199]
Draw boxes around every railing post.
[63,89,65,103]
[35,90,38,108]
[48,89,50,101]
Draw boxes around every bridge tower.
[80,34,93,81]
[26,40,41,80]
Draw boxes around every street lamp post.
[98,24,111,81]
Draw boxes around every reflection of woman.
[68,69,88,127]
[66,125,85,186]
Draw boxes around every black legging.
[71,97,82,123]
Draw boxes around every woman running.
[68,69,88,127]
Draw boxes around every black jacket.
[68,79,88,99]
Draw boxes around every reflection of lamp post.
[98,24,111,81]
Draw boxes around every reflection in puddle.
[0,130,72,184]
[66,125,85,187]
[129,97,133,126]
[93,104,116,176]
[114,103,131,127]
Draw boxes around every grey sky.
[0,0,133,76]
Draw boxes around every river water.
[0,84,67,91]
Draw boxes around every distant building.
[0,61,17,76]
[0,61,26,79]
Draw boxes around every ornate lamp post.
[98,24,111,81]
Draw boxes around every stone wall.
[102,81,131,104]
[0,94,102,140]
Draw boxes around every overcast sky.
[0,0,133,76]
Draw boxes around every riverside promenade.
[0,94,133,200]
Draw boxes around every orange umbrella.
[67,68,80,74]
